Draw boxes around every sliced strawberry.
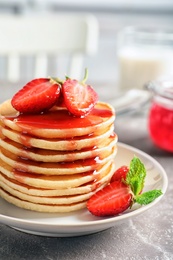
[110,166,129,183]
[11,78,61,114]
[87,181,132,217]
[87,156,163,217]
[62,79,98,117]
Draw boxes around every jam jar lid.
[147,77,173,100]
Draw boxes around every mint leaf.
[126,156,146,196]
[136,190,163,205]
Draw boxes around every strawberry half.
[110,165,129,183]
[11,78,61,114]
[62,79,98,117]
[87,156,163,217]
[87,181,132,217]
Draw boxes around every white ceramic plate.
[0,143,168,237]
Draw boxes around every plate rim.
[0,142,168,231]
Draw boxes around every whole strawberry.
[87,156,163,217]
[110,165,129,183]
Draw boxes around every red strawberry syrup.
[6,107,113,130]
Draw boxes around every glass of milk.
[117,27,173,91]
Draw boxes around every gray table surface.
[0,82,173,260]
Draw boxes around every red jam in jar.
[148,79,173,152]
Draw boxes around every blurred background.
[0,0,173,92]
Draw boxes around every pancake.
[0,145,117,175]
[0,123,115,151]
[0,165,114,196]
[0,188,88,212]
[0,160,115,189]
[0,135,117,162]
[0,98,117,213]
[1,101,115,139]
[0,178,106,205]
[0,99,17,116]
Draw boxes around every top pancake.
[0,100,115,139]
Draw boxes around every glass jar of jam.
[148,78,173,152]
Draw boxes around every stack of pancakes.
[0,100,117,213]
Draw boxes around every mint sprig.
[125,156,163,206]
